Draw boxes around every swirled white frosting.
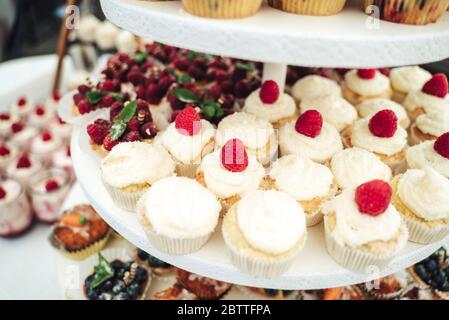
[101,142,175,188]
[404,90,449,113]
[406,141,449,178]
[357,98,410,128]
[390,66,432,93]
[236,190,306,255]
[116,30,138,54]
[269,155,333,201]
[279,120,343,163]
[161,120,215,164]
[30,135,62,155]
[291,75,341,101]
[322,189,402,247]
[300,94,357,131]
[95,21,119,50]
[351,117,407,156]
[344,70,391,96]
[415,111,449,137]
[243,89,296,123]
[398,167,449,221]
[331,148,392,190]
[199,149,265,199]
[142,176,221,238]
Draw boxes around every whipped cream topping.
[398,168,449,221]
[291,75,341,101]
[0,143,18,162]
[28,109,54,127]
[279,120,343,163]
[95,21,119,50]
[0,180,21,204]
[415,111,449,137]
[269,155,333,201]
[11,99,33,117]
[300,94,357,131]
[404,90,449,114]
[344,70,391,96]
[390,66,432,93]
[142,177,221,238]
[322,188,402,248]
[10,126,38,144]
[236,190,306,255]
[406,141,449,178]
[357,98,410,128]
[351,117,407,156]
[161,120,215,164]
[243,89,296,123]
[200,149,265,199]
[51,120,72,140]
[101,142,175,188]
[331,148,392,190]
[30,135,62,155]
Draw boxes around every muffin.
[268,0,347,16]
[222,190,307,278]
[389,66,432,103]
[356,98,410,129]
[291,75,341,102]
[30,131,63,167]
[182,0,263,19]
[410,111,449,145]
[342,69,392,105]
[176,269,232,300]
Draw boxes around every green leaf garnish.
[235,62,255,72]
[187,51,199,60]
[111,93,124,102]
[135,51,148,64]
[86,92,105,105]
[176,73,194,85]
[119,101,137,123]
[110,120,127,141]
[90,253,114,289]
[201,100,224,120]
[171,88,198,103]
[79,216,87,225]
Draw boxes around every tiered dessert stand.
[71,0,449,289]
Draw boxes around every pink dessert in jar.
[51,145,73,180]
[0,112,19,138]
[28,104,55,130]
[6,153,42,188]
[0,143,19,175]
[0,179,33,237]
[50,117,72,142]
[28,168,71,223]
[30,131,62,167]
[11,96,34,120]
[9,122,38,150]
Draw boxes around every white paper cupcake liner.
[176,163,199,179]
[103,181,147,212]
[402,215,449,244]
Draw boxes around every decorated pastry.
[28,104,55,129]
[11,96,34,119]
[410,111,449,145]
[240,287,298,300]
[152,284,198,300]
[268,0,347,16]
[50,117,72,142]
[176,269,232,300]
[181,0,263,19]
[291,75,341,102]
[52,145,73,179]
[361,271,409,299]
[30,131,63,166]
[6,153,42,188]
[356,98,410,129]
[390,66,432,103]
[342,69,392,105]
[9,122,38,150]
[135,248,174,276]
[0,142,19,173]
[0,112,19,138]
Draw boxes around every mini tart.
[135,247,174,276]
[176,269,232,300]
[268,0,347,16]
[360,272,408,299]
[152,284,198,300]
[389,66,432,103]
[181,0,263,19]
[342,70,392,105]
[49,205,111,260]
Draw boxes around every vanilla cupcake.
[182,0,263,19]
[101,142,175,211]
[391,167,449,244]
[390,66,432,103]
[9,122,38,150]
[268,0,347,16]
[161,106,215,178]
[30,131,62,167]
[222,190,307,278]
[267,155,335,226]
[196,139,265,214]
[410,111,449,145]
[291,75,341,102]
[215,112,278,166]
[243,80,298,129]
[11,96,34,119]
[331,147,392,191]
[322,180,408,272]
[28,105,55,130]
[342,69,392,105]
[6,153,42,188]
[300,94,357,132]
[279,110,343,164]
[356,98,410,129]
[138,176,221,255]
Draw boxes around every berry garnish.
[259,80,280,104]
[355,180,392,216]
[357,69,377,79]
[175,105,202,136]
[87,121,110,145]
[0,145,10,156]
[11,122,24,133]
[368,109,398,138]
[77,100,93,114]
[379,68,391,76]
[434,132,449,160]
[53,91,61,101]
[35,106,45,116]
[103,135,119,151]
[422,73,448,98]
[127,118,140,131]
[221,139,248,173]
[295,110,323,138]
[0,113,10,120]
[17,97,27,106]
[0,187,6,199]
[140,122,157,139]
[45,180,60,192]
[42,132,52,141]
[123,131,142,142]
[17,154,31,169]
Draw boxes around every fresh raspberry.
[145,83,165,105]
[140,122,157,139]
[187,65,205,81]
[295,110,323,138]
[77,100,93,115]
[73,93,84,105]
[135,86,145,99]
[17,97,27,106]
[100,80,119,92]
[93,119,110,127]
[158,75,176,91]
[58,117,66,125]
[368,109,398,138]
[379,68,391,76]
[0,186,5,199]
[100,95,115,108]
[0,113,10,120]
[17,154,31,169]
[123,131,142,142]
[35,106,45,116]
[87,122,109,145]
[66,146,71,157]
[110,102,124,120]
[127,118,140,131]
[77,84,91,95]
[357,69,377,79]
[259,80,280,104]
[175,105,202,136]
[173,57,190,71]
[0,145,10,156]
[434,132,449,159]
[208,83,222,100]
[45,180,60,192]
[422,73,448,98]
[42,132,52,141]
[221,139,248,173]
[11,122,24,133]
[127,71,144,86]
[355,180,392,216]
[103,135,119,151]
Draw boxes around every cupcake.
[9,122,38,150]
[389,66,432,103]
[291,75,341,102]
[135,248,174,276]
[138,176,221,255]
[362,271,409,299]
[222,190,307,278]
[279,110,343,164]
[267,155,335,227]
[176,269,232,300]
[196,139,265,214]
[0,142,19,173]
[11,96,34,119]
[181,0,263,19]
[322,180,408,272]
[30,131,63,167]
[0,112,19,138]
[243,80,298,129]
[356,98,410,129]
[410,111,449,145]
[101,142,175,211]
[6,153,42,188]
[342,69,392,105]
[391,167,449,244]
[215,112,278,166]
[28,104,55,130]
[268,0,347,16]
[161,105,215,178]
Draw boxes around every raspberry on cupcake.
[291,75,341,102]
[356,98,410,129]
[0,142,19,173]
[0,112,19,138]
[389,66,432,103]
[410,111,449,145]
[28,105,55,129]
[30,131,63,166]
[6,153,42,188]
[342,69,392,105]
[11,96,34,119]
[9,122,38,150]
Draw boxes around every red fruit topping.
[0,113,10,120]
[422,73,448,98]
[127,118,141,131]
[17,97,27,106]
[66,146,71,157]
[355,180,392,216]
[368,109,398,138]
[103,135,119,151]
[45,180,60,192]
[17,154,31,169]
[42,132,52,141]
[295,110,323,138]
[58,117,65,125]
[175,105,202,136]
[145,83,165,105]
[259,80,280,104]
[434,132,449,160]
[221,139,248,173]
[0,187,6,199]
[357,69,377,80]
[100,95,115,108]
[77,85,91,95]
[77,100,92,115]
[100,80,118,92]
[379,68,391,76]
[35,106,45,116]
[87,122,109,145]
[53,91,61,101]
[11,122,24,133]
[123,131,142,142]
[0,145,10,156]
[140,122,157,139]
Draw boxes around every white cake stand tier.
[71,127,448,290]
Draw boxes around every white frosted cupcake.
[342,69,392,105]
[6,153,42,188]
[215,112,278,166]
[291,75,341,102]
[331,147,392,191]
[138,176,221,255]
[222,190,307,278]
[30,131,62,166]
[161,106,215,178]
[356,98,410,129]
[28,105,55,130]
[101,142,175,211]
[410,111,449,145]
[11,96,34,119]
[391,167,449,244]
[322,180,408,272]
[267,155,335,226]
[279,110,343,164]
[390,66,432,103]
[243,80,298,129]
[196,139,265,214]
[9,122,38,150]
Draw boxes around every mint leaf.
[111,93,124,102]
[176,73,194,85]
[90,253,114,289]
[172,88,198,103]
[187,51,199,60]
[86,91,105,105]
[135,51,148,64]
[119,101,137,123]
[110,120,127,141]
[201,100,224,120]
[236,62,255,72]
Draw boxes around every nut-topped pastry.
[342,69,392,105]
[291,75,341,102]
[410,111,449,145]
[390,66,432,103]
[356,98,410,129]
